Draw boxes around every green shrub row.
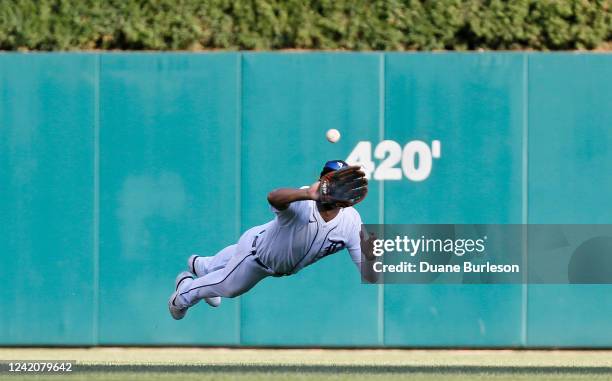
[1,0,610,51]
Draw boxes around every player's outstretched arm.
[267,181,320,211]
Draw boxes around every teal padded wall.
[0,54,96,345]
[240,53,381,346]
[98,54,241,345]
[1,52,611,347]
[527,54,612,347]
[383,54,525,346]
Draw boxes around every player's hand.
[307,181,320,201]
[360,228,378,261]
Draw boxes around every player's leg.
[173,229,273,308]
[184,245,238,308]
[170,262,240,319]
[176,252,272,308]
[188,244,236,276]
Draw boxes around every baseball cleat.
[168,271,194,320]
[204,296,221,308]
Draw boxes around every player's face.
[318,201,339,211]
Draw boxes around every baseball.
[326,129,341,143]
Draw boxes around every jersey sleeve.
[270,200,310,226]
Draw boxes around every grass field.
[1,348,612,381]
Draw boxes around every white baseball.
[326,129,341,143]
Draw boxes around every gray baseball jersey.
[255,200,363,275]
[177,199,365,308]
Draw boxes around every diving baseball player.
[168,160,377,320]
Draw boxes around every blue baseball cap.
[320,160,349,177]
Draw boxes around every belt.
[250,229,265,253]
[250,230,286,277]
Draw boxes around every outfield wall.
[1,53,611,347]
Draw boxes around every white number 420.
[345,140,441,181]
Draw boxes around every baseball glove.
[318,165,368,207]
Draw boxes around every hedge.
[0,0,610,51]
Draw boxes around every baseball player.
[168,160,377,320]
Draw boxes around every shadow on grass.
[75,365,612,375]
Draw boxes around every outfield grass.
[1,348,612,381]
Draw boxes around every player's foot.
[168,271,194,320]
[204,295,221,308]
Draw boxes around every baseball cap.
[320,160,349,177]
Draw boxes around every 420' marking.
[346,140,441,181]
